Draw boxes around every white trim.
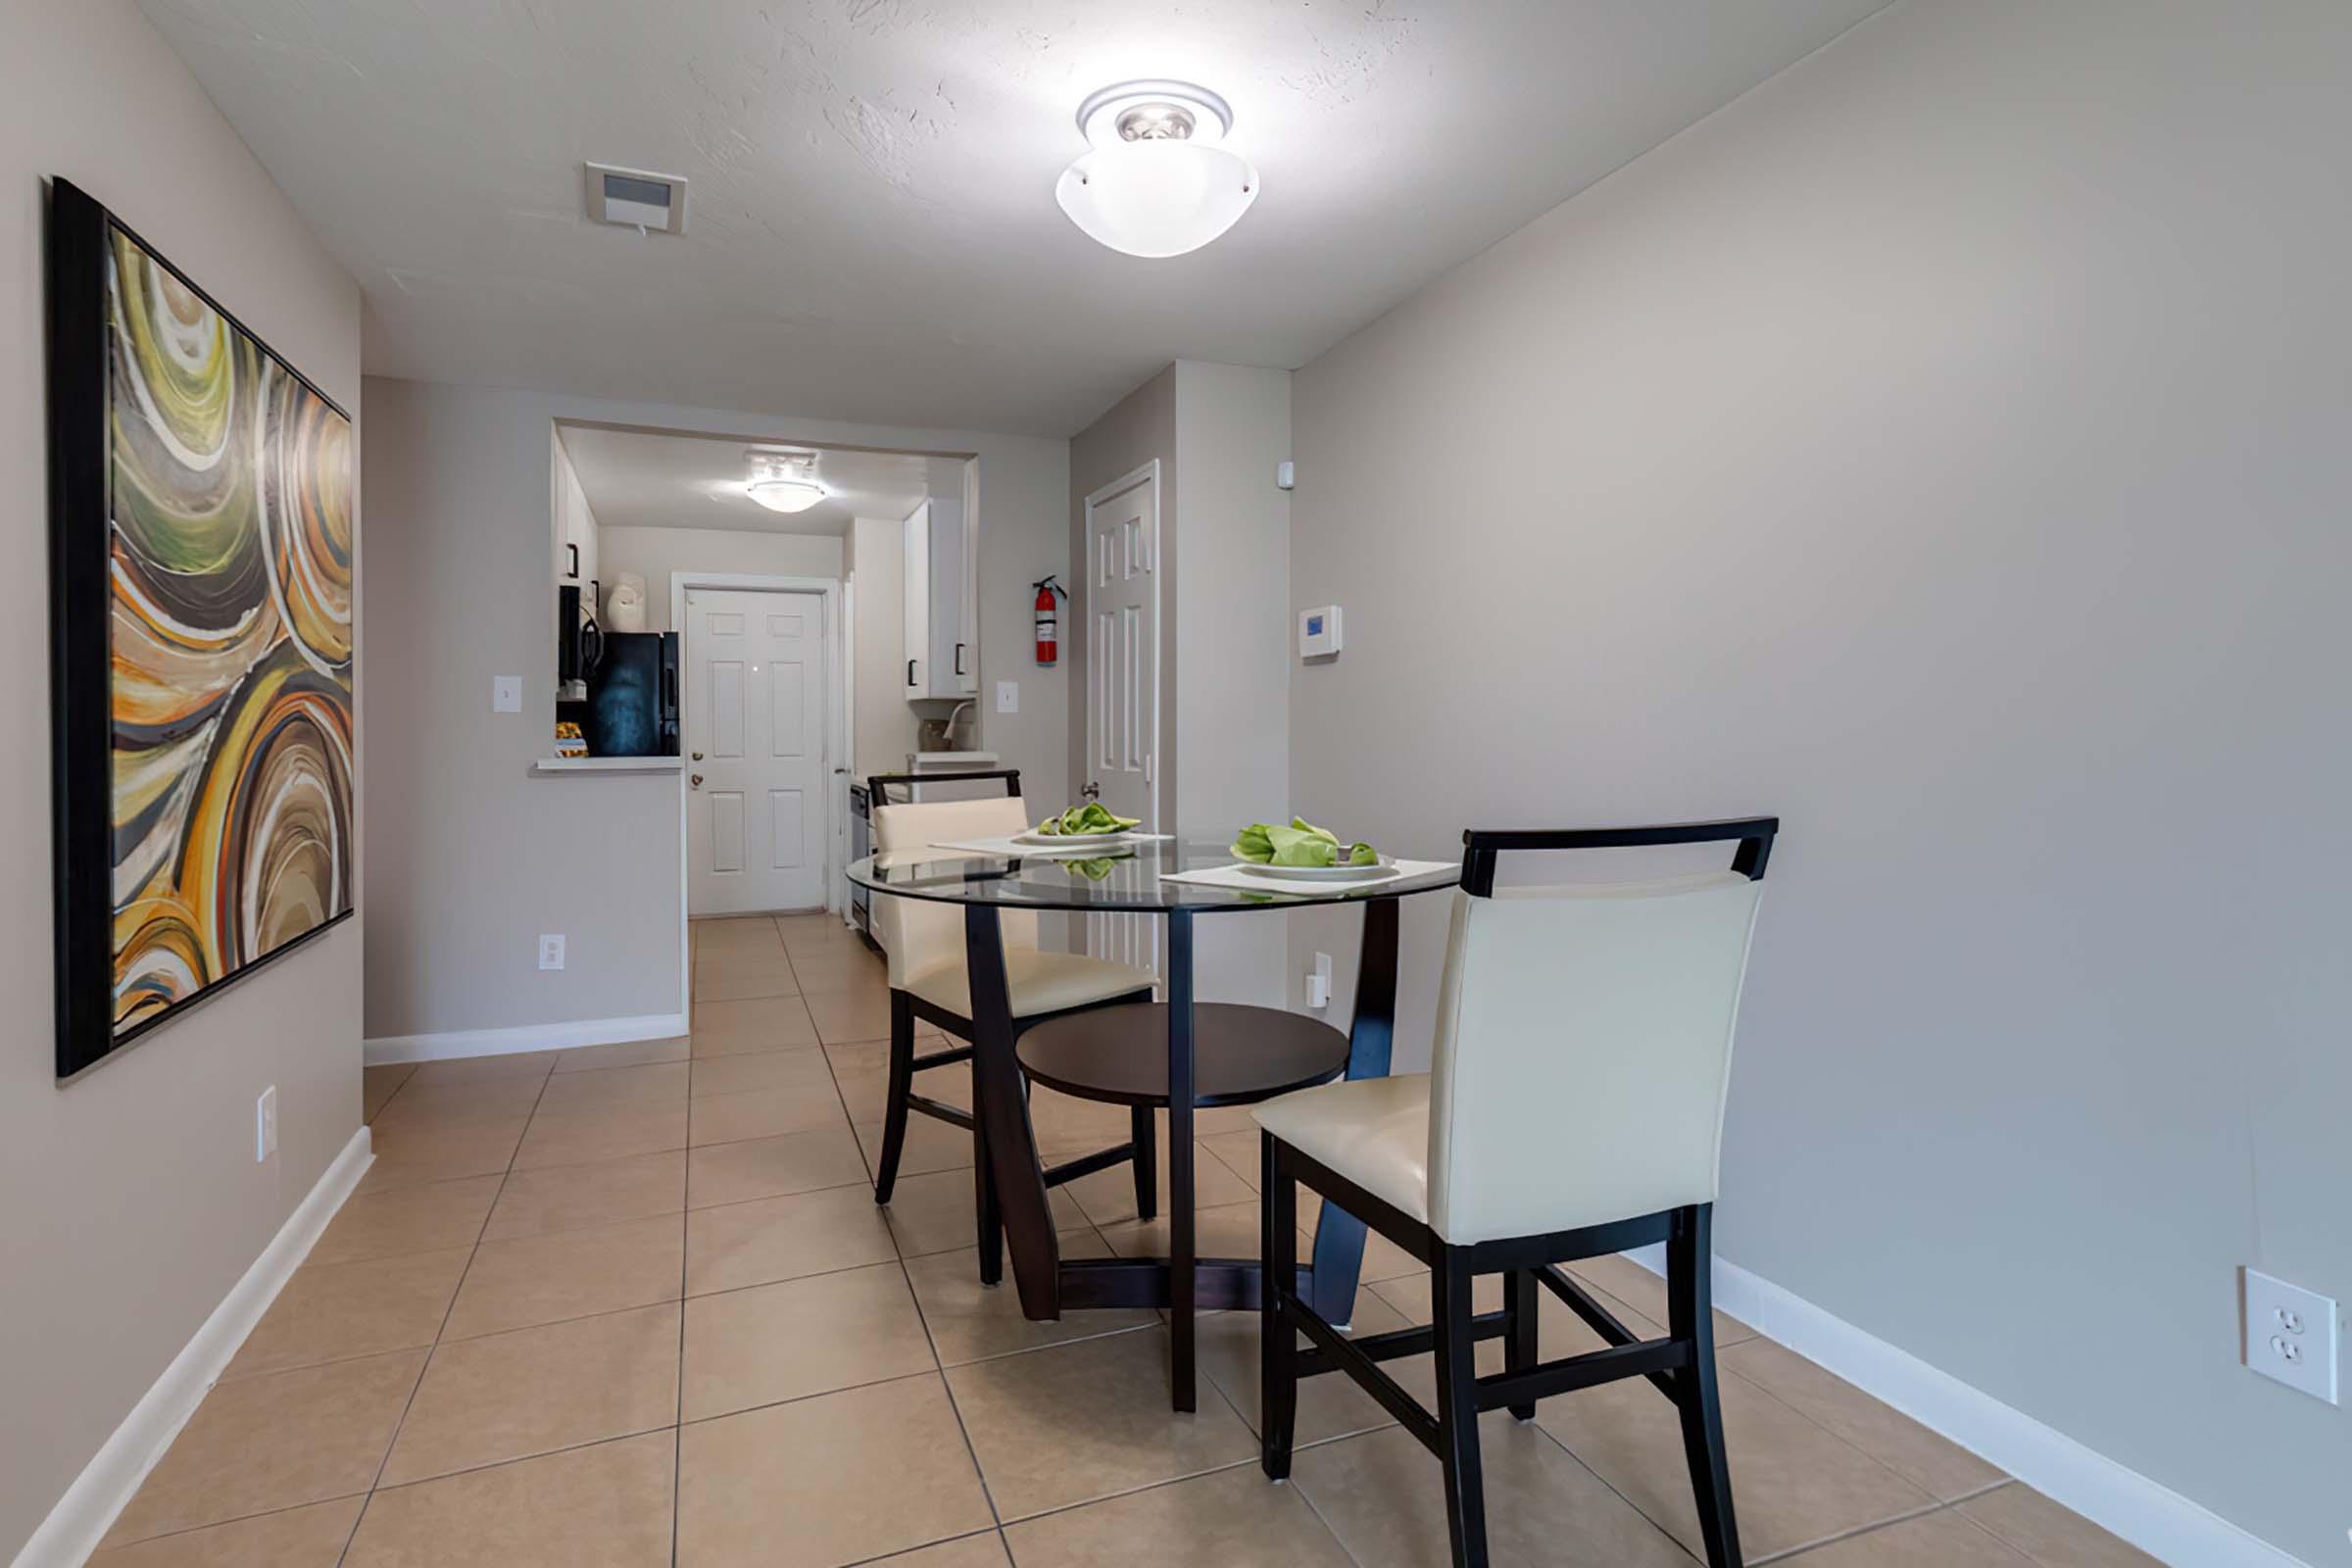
[363,1011,689,1067]
[1615,1247,2311,1568]
[669,572,847,928]
[1080,459,1163,834]
[11,1128,373,1568]
[530,755,683,774]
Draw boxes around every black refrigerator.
[585,632,679,757]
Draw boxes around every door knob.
[690,773,704,788]
[1081,781,1101,802]
[692,751,704,761]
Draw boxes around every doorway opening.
[549,419,981,1008]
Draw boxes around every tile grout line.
[332,1054,560,1567]
[813,1018,1017,1547]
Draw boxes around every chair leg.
[1130,1104,1158,1222]
[1504,1268,1539,1421]
[871,991,916,1205]
[1259,1134,1298,1480]
[1431,1247,1492,1568]
[1669,1205,1742,1568]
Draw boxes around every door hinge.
[1145,754,1154,785]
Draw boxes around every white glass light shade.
[1056,139,1259,259]
[746,476,825,513]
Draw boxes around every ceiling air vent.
[584,163,688,234]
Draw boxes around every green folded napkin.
[1038,802,1141,836]
[1231,816,1378,868]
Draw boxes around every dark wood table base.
[962,898,1405,1411]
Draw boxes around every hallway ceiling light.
[1055,81,1258,259]
[744,450,825,513]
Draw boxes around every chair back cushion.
[869,798,1038,991]
[1426,872,1762,1244]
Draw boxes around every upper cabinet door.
[903,500,930,694]
[958,462,981,695]
[927,497,966,699]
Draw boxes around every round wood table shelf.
[1017,1003,1349,1109]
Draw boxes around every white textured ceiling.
[140,0,1886,436]
[558,422,942,535]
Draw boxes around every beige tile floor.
[100,912,2161,1567]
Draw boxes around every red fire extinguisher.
[1033,575,1065,666]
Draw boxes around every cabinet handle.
[906,659,917,688]
[954,643,966,676]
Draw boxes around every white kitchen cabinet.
[903,496,973,700]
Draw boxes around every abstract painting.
[47,179,356,1080]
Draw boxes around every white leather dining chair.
[1251,818,1777,1568]
[864,775,1158,1274]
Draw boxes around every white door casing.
[1083,462,1160,974]
[685,586,828,914]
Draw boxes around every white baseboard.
[12,1127,373,1568]
[363,1011,690,1067]
[1617,1246,2308,1568]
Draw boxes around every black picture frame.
[47,177,357,1082]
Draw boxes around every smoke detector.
[584,163,688,235]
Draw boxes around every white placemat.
[1156,858,1457,896]
[926,831,1172,858]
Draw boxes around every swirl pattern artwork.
[48,180,355,1078]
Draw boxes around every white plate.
[1236,858,1395,882]
[1012,827,1135,847]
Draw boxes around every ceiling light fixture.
[744,450,825,514]
[1055,80,1259,259]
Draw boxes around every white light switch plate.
[255,1085,277,1162]
[996,680,1019,714]
[493,674,522,712]
[2244,1267,2338,1404]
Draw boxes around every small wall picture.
[46,178,357,1081]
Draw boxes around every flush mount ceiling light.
[743,450,825,514]
[1055,80,1259,259]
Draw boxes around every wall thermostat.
[1298,605,1343,660]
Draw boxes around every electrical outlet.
[255,1085,277,1162]
[492,674,522,712]
[2243,1267,2338,1404]
[538,934,565,971]
[1306,952,1333,1010]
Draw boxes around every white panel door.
[1083,467,1159,975]
[686,588,827,915]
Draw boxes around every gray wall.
[597,525,845,633]
[1285,1,2349,1560]
[364,378,1067,1041]
[0,0,365,1553]
[1066,362,1296,1001]
[1172,363,1293,1006]
[848,516,920,778]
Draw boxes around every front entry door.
[1083,466,1159,974]
[685,587,827,914]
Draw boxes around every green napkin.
[1231,816,1378,868]
[1038,801,1141,836]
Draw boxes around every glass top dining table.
[848,837,1460,1411]
[848,837,1461,910]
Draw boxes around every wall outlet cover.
[493,674,523,712]
[996,680,1019,714]
[538,934,565,971]
[2243,1267,2338,1404]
